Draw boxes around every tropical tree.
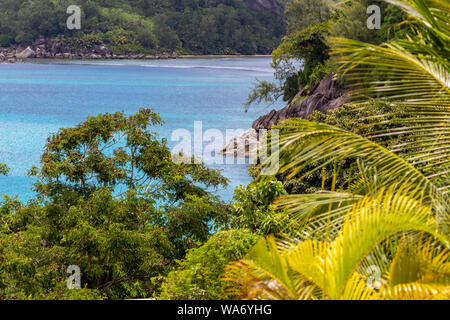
[223,0,450,300]
[0,110,229,299]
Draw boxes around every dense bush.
[158,229,258,300]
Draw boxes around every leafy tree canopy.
[0,109,230,299]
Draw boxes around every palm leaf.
[223,187,448,299]
[331,38,450,105]
[264,119,449,219]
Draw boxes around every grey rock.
[221,73,349,158]
[252,73,350,130]
[15,46,36,59]
[4,36,178,62]
[218,128,260,158]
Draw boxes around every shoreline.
[0,53,272,64]
[1,40,272,64]
[179,54,271,59]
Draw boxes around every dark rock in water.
[252,73,350,130]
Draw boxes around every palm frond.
[331,38,450,105]
[388,236,450,286]
[223,187,448,300]
[264,119,449,217]
[383,0,450,44]
[378,282,450,299]
[222,236,298,300]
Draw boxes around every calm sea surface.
[0,57,283,201]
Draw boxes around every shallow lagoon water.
[0,57,283,201]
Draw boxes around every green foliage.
[244,80,283,110]
[308,59,333,84]
[225,0,450,301]
[152,14,181,52]
[245,0,409,109]
[273,22,330,95]
[0,189,171,299]
[230,178,288,235]
[0,110,230,299]
[262,100,407,195]
[0,34,14,47]
[330,0,380,43]
[136,27,156,49]
[225,0,450,299]
[158,229,258,300]
[376,4,408,41]
[245,21,331,107]
[285,0,332,33]
[157,178,294,300]
[331,1,407,43]
[224,195,449,299]
[0,190,229,299]
[160,194,230,256]
[33,108,227,204]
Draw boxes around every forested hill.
[0,0,286,55]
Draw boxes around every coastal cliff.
[252,73,349,130]
[220,73,350,156]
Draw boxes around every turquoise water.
[0,57,283,201]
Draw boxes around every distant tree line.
[0,0,286,54]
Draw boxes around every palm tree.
[223,0,449,300]
[223,186,449,299]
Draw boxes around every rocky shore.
[252,73,349,130]
[0,36,178,63]
[219,73,350,157]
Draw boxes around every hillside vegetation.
[0,0,285,55]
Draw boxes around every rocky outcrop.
[0,48,23,63]
[15,46,35,59]
[0,36,178,63]
[218,128,260,157]
[252,73,350,130]
[219,73,350,157]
